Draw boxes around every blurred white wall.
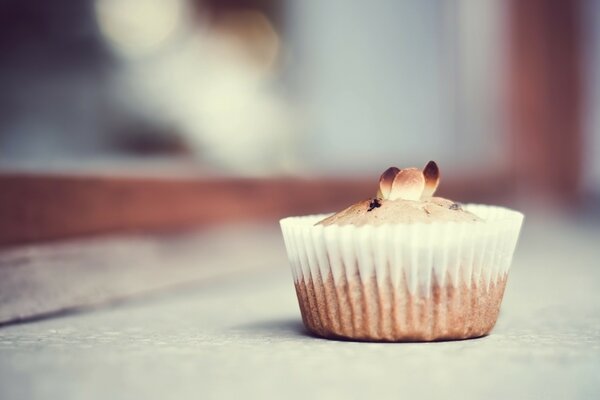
[286,0,508,175]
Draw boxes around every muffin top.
[317,162,481,226]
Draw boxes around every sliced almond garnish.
[390,168,425,201]
[378,166,400,199]
[421,160,440,198]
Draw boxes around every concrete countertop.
[1,215,599,399]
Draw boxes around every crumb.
[449,203,462,211]
[367,198,381,212]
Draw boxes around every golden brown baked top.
[317,162,481,226]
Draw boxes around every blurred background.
[0,0,599,244]
[2,3,600,397]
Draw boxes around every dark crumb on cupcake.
[449,203,462,210]
[367,198,382,212]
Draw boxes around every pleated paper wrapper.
[280,205,524,342]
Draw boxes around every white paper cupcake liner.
[279,204,523,341]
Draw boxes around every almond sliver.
[378,167,400,199]
[421,160,440,198]
[390,168,425,201]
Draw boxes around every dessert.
[280,162,523,341]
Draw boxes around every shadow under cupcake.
[280,162,523,342]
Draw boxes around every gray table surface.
[1,214,599,400]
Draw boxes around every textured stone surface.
[0,216,599,399]
[0,225,284,324]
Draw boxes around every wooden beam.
[0,171,512,247]
[508,0,583,203]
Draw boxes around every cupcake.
[280,162,523,341]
